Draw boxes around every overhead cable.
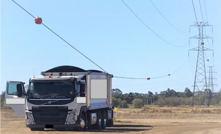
[149,0,188,33]
[199,0,204,22]
[114,57,188,80]
[12,0,108,73]
[203,0,209,22]
[12,0,189,80]
[121,0,188,48]
[191,0,198,23]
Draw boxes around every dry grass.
[116,105,221,120]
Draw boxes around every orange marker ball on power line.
[147,77,150,80]
[34,16,42,24]
[168,74,170,76]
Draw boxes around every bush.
[156,97,192,106]
[120,100,128,108]
[219,101,221,106]
[112,97,119,107]
[1,101,11,109]
[156,97,166,106]
[132,99,143,108]
[166,97,180,106]
[112,97,122,107]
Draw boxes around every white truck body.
[5,66,114,130]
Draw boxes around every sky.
[1,0,221,94]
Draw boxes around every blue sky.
[1,0,220,94]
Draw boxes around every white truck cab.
[5,65,114,131]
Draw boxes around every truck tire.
[101,111,107,129]
[95,111,102,130]
[30,128,44,131]
[107,118,113,127]
[78,114,86,131]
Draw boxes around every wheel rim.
[103,112,107,127]
[80,118,85,128]
[99,119,101,127]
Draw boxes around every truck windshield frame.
[27,80,76,105]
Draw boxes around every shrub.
[165,97,180,106]
[1,101,11,109]
[112,97,119,107]
[219,100,221,106]
[112,97,122,107]
[156,97,166,106]
[132,99,143,108]
[120,100,128,108]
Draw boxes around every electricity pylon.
[189,22,213,106]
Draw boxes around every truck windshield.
[28,81,74,99]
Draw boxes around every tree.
[166,88,171,97]
[112,88,122,95]
[132,99,143,108]
[160,91,166,97]
[128,92,135,104]
[210,89,221,105]
[170,89,177,97]
[184,88,192,97]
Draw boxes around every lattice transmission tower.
[207,66,216,92]
[189,22,213,106]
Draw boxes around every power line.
[177,0,193,22]
[199,0,204,22]
[12,0,190,81]
[12,0,107,73]
[170,57,188,75]
[149,0,188,33]
[114,56,188,80]
[191,0,198,23]
[121,0,188,48]
[203,0,209,22]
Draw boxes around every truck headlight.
[26,112,35,124]
[66,112,76,124]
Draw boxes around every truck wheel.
[107,118,113,127]
[101,111,107,129]
[78,114,86,131]
[96,111,102,130]
[30,128,44,131]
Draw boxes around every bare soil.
[1,106,221,134]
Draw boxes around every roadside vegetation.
[112,88,221,108]
[1,87,221,109]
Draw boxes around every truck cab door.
[5,81,26,115]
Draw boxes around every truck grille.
[32,107,68,125]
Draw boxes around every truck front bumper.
[26,124,80,129]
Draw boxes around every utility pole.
[189,22,213,106]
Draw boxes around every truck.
[5,65,114,131]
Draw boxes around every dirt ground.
[1,106,221,134]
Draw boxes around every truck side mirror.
[17,84,23,97]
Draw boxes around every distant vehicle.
[5,65,114,131]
